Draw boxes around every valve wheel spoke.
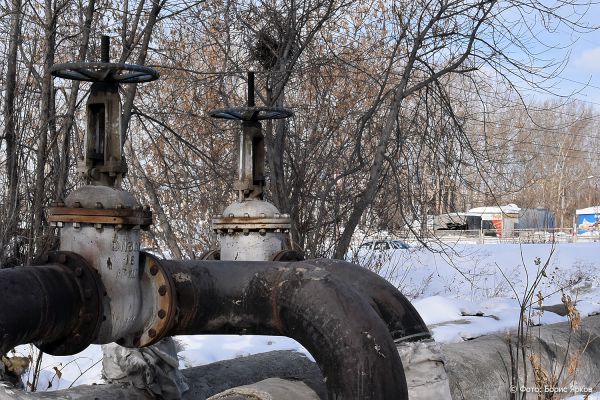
[51,62,160,83]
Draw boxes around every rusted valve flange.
[47,206,152,229]
[212,215,291,234]
[35,251,105,356]
[118,252,177,348]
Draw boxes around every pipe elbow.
[306,259,431,341]
[160,260,409,399]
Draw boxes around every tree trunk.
[120,0,164,145]
[54,0,96,200]
[1,0,22,267]
[30,0,58,261]
[333,89,405,259]
[129,145,184,259]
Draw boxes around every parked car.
[357,240,411,252]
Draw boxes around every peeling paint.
[172,272,192,283]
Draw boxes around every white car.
[357,240,410,252]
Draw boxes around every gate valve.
[208,72,297,261]
[46,36,174,348]
[209,71,292,201]
[51,35,159,187]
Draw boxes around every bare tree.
[0,0,23,267]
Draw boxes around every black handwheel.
[51,62,159,83]
[209,106,293,121]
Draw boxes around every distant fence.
[397,228,600,244]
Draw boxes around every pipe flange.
[212,216,291,233]
[35,251,105,356]
[118,252,177,348]
[47,206,152,228]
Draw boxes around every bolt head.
[149,265,159,276]
[158,309,166,319]
[158,285,167,296]
[148,329,157,338]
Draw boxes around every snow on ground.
[14,242,600,392]
[370,242,600,342]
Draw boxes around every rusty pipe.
[306,259,430,341]
[0,252,103,356]
[160,259,408,400]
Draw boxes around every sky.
[530,3,600,107]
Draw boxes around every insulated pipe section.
[306,259,431,341]
[160,259,408,400]
[0,252,103,356]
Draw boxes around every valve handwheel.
[51,62,159,83]
[209,106,292,121]
[50,35,159,83]
[209,71,293,121]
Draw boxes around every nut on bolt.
[158,285,168,296]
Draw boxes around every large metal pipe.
[0,252,103,356]
[305,259,430,341]
[0,254,420,399]
[159,258,409,400]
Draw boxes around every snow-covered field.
[14,242,600,393]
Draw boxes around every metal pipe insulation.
[304,259,431,342]
[0,252,103,356]
[157,257,409,400]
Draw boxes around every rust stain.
[270,269,287,333]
